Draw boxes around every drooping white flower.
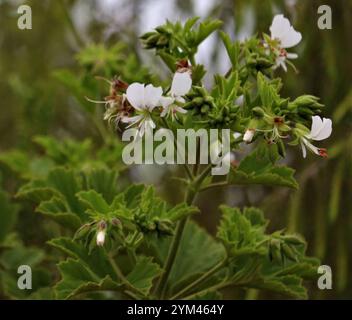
[122,83,163,137]
[96,230,106,246]
[269,14,302,72]
[160,71,192,120]
[243,129,255,143]
[300,116,332,158]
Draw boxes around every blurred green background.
[0,0,351,299]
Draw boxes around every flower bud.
[96,230,106,247]
[111,218,121,227]
[96,220,107,247]
[252,107,265,118]
[243,129,255,143]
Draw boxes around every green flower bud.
[282,234,305,246]
[281,243,298,262]
[74,223,91,240]
[256,58,274,68]
[192,97,204,106]
[201,105,210,114]
[252,107,265,118]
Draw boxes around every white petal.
[126,83,145,110]
[270,15,291,40]
[270,14,302,48]
[309,116,324,138]
[280,28,302,48]
[233,132,242,139]
[160,96,174,108]
[144,84,163,110]
[160,107,169,117]
[312,118,332,141]
[300,140,307,158]
[171,72,192,97]
[121,115,143,124]
[287,52,298,59]
[280,60,288,72]
[175,106,187,114]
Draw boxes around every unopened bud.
[111,218,121,227]
[96,230,106,247]
[252,107,265,118]
[243,129,255,143]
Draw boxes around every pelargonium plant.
[13,15,332,300]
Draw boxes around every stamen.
[318,148,328,158]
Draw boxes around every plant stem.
[182,281,233,300]
[161,118,193,180]
[155,164,213,299]
[171,258,227,300]
[199,181,228,192]
[58,0,85,48]
[108,254,145,298]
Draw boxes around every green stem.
[171,258,227,300]
[161,118,193,180]
[108,254,145,297]
[182,281,233,300]
[199,181,228,192]
[59,0,85,48]
[155,164,213,299]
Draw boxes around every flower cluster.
[90,15,332,159]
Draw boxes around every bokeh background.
[0,0,351,299]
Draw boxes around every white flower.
[160,71,192,120]
[243,129,255,143]
[269,14,302,72]
[96,230,106,247]
[300,116,332,158]
[233,132,242,140]
[122,83,163,137]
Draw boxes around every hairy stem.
[108,254,144,298]
[155,164,213,299]
[171,258,227,300]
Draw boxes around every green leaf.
[55,258,120,299]
[148,221,226,295]
[77,190,111,216]
[217,206,267,256]
[0,191,20,243]
[126,256,162,295]
[195,20,223,45]
[219,31,240,69]
[49,237,117,279]
[83,168,119,204]
[228,148,298,189]
[251,274,308,299]
[36,197,81,230]
[47,168,86,219]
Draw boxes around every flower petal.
[160,96,174,108]
[280,28,302,48]
[171,72,192,97]
[270,15,291,41]
[270,14,302,48]
[175,106,187,114]
[286,52,298,59]
[121,115,143,128]
[300,140,307,158]
[309,115,324,139]
[126,83,145,110]
[144,84,163,110]
[312,118,332,141]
